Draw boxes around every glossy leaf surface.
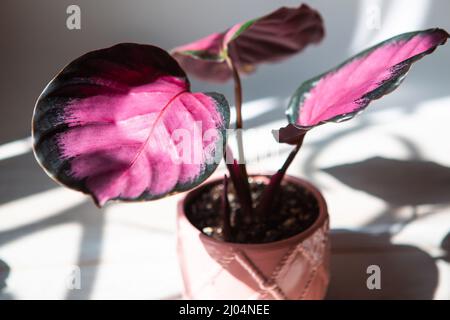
[33,44,230,206]
[286,28,449,128]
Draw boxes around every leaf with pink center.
[284,28,449,131]
[33,43,230,206]
[171,4,324,82]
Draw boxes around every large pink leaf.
[171,4,324,82]
[285,28,449,129]
[33,44,230,206]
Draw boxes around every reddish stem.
[221,174,232,241]
[257,133,306,216]
[226,158,253,218]
[225,56,253,217]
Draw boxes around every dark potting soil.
[185,177,319,244]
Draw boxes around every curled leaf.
[286,28,449,128]
[172,4,324,82]
[33,44,230,206]
[272,123,308,145]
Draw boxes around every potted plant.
[31,3,448,300]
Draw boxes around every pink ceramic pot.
[176,174,330,300]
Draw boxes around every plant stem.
[224,146,253,218]
[257,133,306,216]
[279,133,305,177]
[225,56,253,217]
[226,56,246,168]
[221,174,232,241]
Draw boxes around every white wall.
[1,0,449,142]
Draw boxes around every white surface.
[1,94,449,299]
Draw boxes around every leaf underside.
[171,4,325,82]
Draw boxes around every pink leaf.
[287,28,449,128]
[171,4,324,82]
[33,44,230,206]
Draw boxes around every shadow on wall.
[0,259,10,291]
[440,231,450,263]
[322,157,450,206]
[326,230,438,299]
[322,157,449,299]
[0,151,58,205]
[0,200,104,300]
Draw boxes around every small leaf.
[286,28,449,128]
[272,123,308,145]
[171,4,324,82]
[33,44,230,206]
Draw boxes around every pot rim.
[177,173,329,250]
